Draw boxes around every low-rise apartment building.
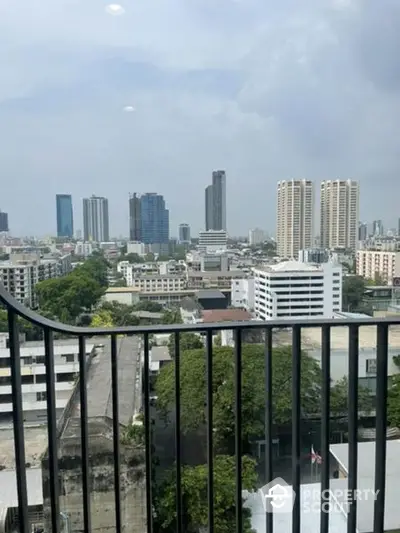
[253,261,342,320]
[356,250,400,284]
[129,275,187,293]
[0,253,72,307]
[0,334,95,424]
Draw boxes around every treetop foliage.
[155,343,374,450]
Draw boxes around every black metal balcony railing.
[0,282,394,533]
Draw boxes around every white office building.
[0,334,95,424]
[198,230,227,252]
[231,278,255,311]
[253,261,342,320]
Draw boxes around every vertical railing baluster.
[206,329,214,533]
[373,325,388,533]
[320,325,331,533]
[291,325,301,533]
[111,334,122,533]
[8,310,30,533]
[78,335,91,533]
[44,328,60,533]
[348,325,359,533]
[143,333,153,533]
[174,332,183,533]
[235,328,243,533]
[265,327,273,533]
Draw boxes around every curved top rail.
[2,282,400,336]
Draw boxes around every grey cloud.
[1,0,400,237]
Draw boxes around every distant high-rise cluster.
[56,194,74,238]
[129,193,169,245]
[0,210,9,232]
[83,195,110,242]
[205,170,227,231]
[276,179,360,258]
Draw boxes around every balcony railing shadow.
[0,282,398,533]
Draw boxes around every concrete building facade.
[356,250,400,284]
[0,253,72,307]
[253,261,342,320]
[0,334,94,424]
[83,195,110,242]
[320,180,359,251]
[276,180,313,259]
[198,230,227,252]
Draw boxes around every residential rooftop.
[254,261,328,273]
[196,289,226,300]
[201,309,253,323]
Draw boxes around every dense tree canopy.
[35,257,109,323]
[156,345,322,449]
[330,376,374,417]
[167,332,203,358]
[154,455,257,533]
[161,309,183,324]
[134,301,163,312]
[155,344,374,450]
[342,275,366,312]
[97,301,140,327]
[0,309,43,340]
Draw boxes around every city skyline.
[1,1,400,237]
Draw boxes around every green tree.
[365,273,387,286]
[124,253,144,264]
[330,377,374,417]
[34,256,109,322]
[154,455,257,533]
[162,309,183,324]
[134,301,163,312]
[145,252,155,262]
[388,375,400,428]
[98,301,140,326]
[91,310,114,328]
[342,275,366,312]
[167,332,203,358]
[0,309,43,340]
[155,345,322,451]
[36,275,104,323]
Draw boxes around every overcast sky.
[1,0,400,238]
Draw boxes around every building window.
[36,391,47,402]
[23,357,33,365]
[65,354,75,363]
[366,358,377,375]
